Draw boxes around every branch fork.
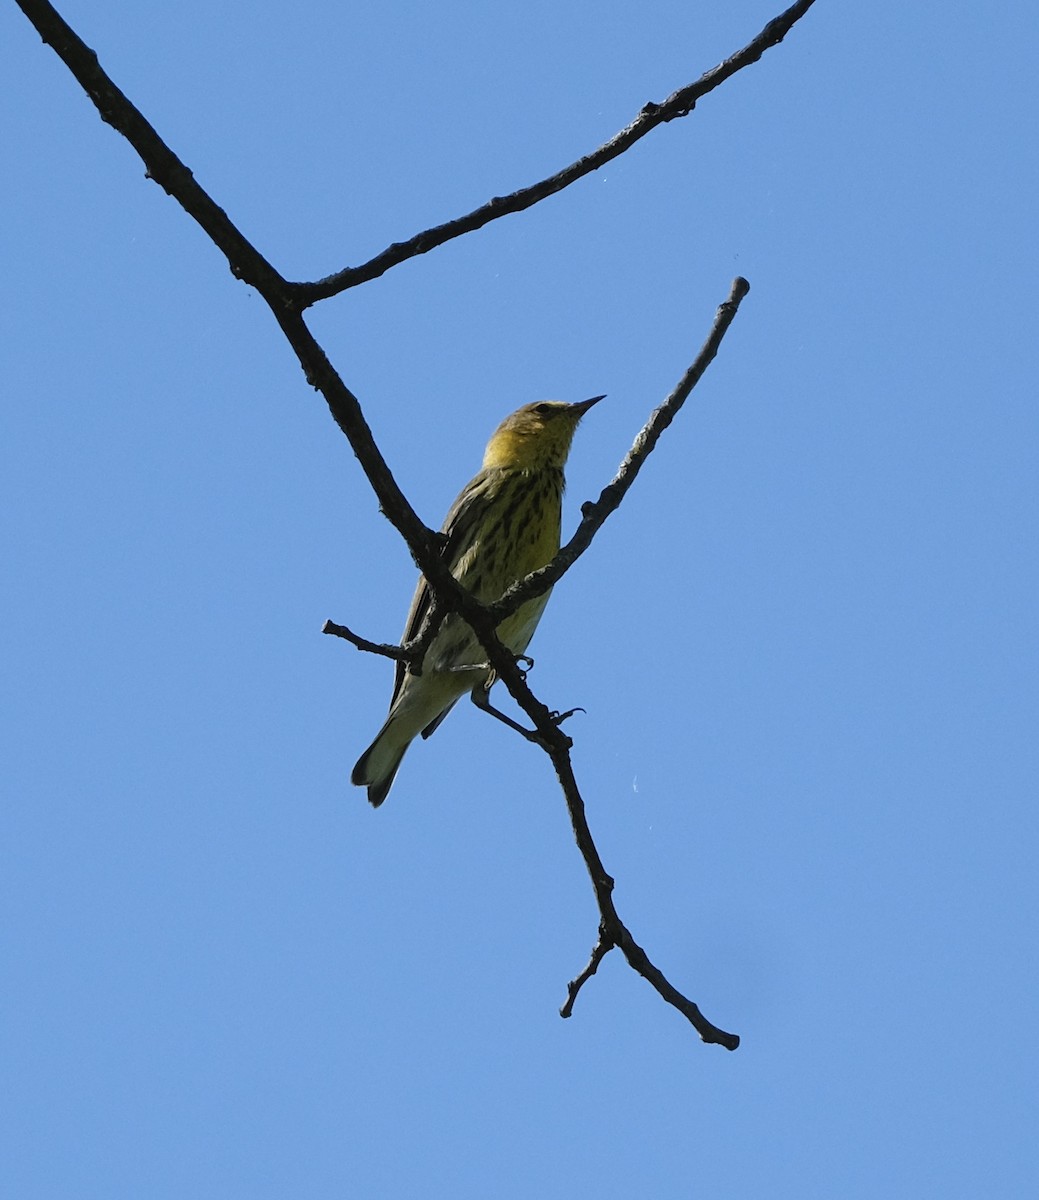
[16,0,819,1048]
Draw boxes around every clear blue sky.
[4,2,1038,1196]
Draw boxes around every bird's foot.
[549,706,585,726]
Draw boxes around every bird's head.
[482,396,604,472]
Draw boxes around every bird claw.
[550,706,585,726]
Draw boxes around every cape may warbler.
[352,395,603,806]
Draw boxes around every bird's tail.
[351,718,410,808]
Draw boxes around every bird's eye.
[533,403,556,417]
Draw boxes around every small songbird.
[352,396,604,806]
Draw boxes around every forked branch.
[14,0,815,1047]
[324,290,749,1049]
[551,752,739,1049]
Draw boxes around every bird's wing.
[389,468,496,708]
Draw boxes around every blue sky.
[4,1,1038,1196]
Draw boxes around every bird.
[352,395,604,806]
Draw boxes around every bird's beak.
[571,394,606,416]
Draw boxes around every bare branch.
[561,929,612,1018]
[545,741,739,1047]
[290,2,817,304]
[487,277,751,625]
[321,621,406,661]
[324,281,748,1045]
[11,0,798,1047]
[325,586,735,1045]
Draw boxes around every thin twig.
[321,621,406,661]
[561,930,613,1018]
[545,738,740,1048]
[290,1,817,304]
[486,277,751,625]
